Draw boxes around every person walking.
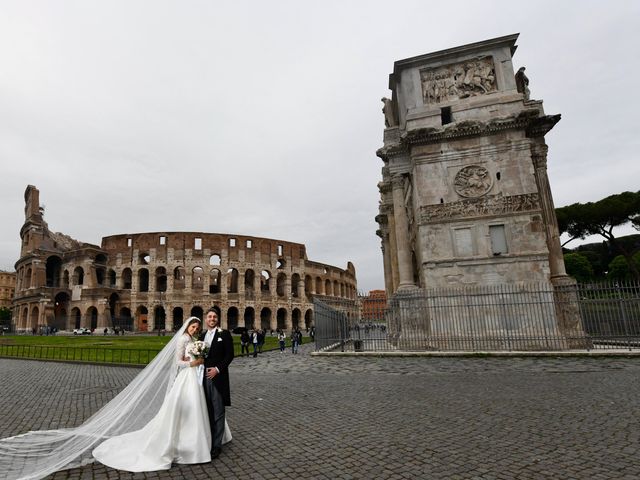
[251,329,259,358]
[257,329,265,353]
[290,329,299,354]
[277,330,286,352]
[240,330,251,357]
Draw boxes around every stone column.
[530,142,567,280]
[391,176,417,291]
[378,227,393,297]
[238,272,245,298]
[531,141,586,348]
[297,278,305,299]
[97,300,110,329]
[167,273,174,293]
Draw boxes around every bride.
[0,317,230,479]
[93,317,231,471]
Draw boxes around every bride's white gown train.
[92,335,231,472]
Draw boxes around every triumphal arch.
[375,34,582,348]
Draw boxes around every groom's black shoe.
[211,448,222,459]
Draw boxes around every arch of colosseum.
[13,186,357,333]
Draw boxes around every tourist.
[277,329,286,352]
[257,329,265,353]
[252,329,259,357]
[240,330,251,357]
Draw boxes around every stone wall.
[12,186,357,333]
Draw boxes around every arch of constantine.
[13,186,357,333]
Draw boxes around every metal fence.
[314,281,640,352]
[0,344,161,365]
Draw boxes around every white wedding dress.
[92,334,231,472]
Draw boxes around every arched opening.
[333,280,339,297]
[244,269,255,296]
[305,275,312,297]
[227,307,239,330]
[276,273,286,297]
[71,307,81,330]
[136,305,148,332]
[190,305,203,320]
[63,270,70,288]
[155,267,167,292]
[276,258,286,269]
[96,266,106,286]
[209,269,221,294]
[139,253,150,265]
[29,306,39,330]
[54,292,69,330]
[325,279,332,296]
[260,308,271,330]
[305,309,313,329]
[260,270,271,293]
[173,267,185,290]
[122,268,132,289]
[87,306,98,331]
[154,306,166,331]
[292,308,301,330]
[244,307,255,329]
[108,269,116,287]
[291,273,301,297]
[46,256,62,287]
[209,254,221,266]
[138,268,149,292]
[315,276,322,295]
[118,307,133,331]
[173,307,184,331]
[73,266,84,286]
[24,267,32,289]
[95,253,107,264]
[227,268,238,293]
[192,267,204,291]
[277,308,287,330]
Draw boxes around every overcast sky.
[1,0,638,291]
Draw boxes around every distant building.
[361,289,386,321]
[13,185,357,332]
[0,270,16,309]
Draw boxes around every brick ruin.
[13,186,357,332]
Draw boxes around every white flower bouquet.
[187,340,209,359]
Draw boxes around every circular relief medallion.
[453,165,492,198]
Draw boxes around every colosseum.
[13,186,357,333]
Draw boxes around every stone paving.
[1,343,640,479]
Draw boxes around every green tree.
[0,307,11,321]
[607,252,640,281]
[556,191,640,279]
[563,252,595,283]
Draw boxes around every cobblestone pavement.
[1,343,640,479]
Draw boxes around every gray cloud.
[1,0,638,290]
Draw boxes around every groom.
[201,308,234,459]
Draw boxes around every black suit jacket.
[200,328,234,406]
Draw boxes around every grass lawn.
[0,334,297,365]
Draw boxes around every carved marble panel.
[420,56,497,105]
[420,193,540,224]
[453,165,492,198]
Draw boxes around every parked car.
[73,328,91,335]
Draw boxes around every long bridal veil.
[0,318,199,480]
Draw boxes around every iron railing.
[0,344,161,365]
[314,281,640,352]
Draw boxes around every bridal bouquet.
[187,340,209,359]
